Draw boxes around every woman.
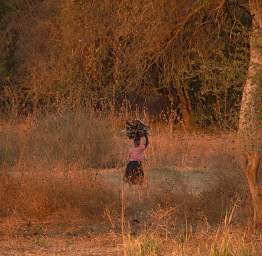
[124,133,149,185]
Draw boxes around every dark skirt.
[124,161,144,185]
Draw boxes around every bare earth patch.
[0,235,122,256]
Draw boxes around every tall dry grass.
[0,111,250,214]
[0,111,125,170]
[0,110,258,254]
[0,169,118,220]
[123,224,259,256]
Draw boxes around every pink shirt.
[129,145,146,161]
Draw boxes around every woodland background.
[0,1,262,255]
[0,0,253,129]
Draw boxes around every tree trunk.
[239,0,262,141]
[177,84,192,130]
[244,152,262,226]
[239,0,262,226]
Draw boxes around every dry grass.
[0,224,260,255]
[122,223,260,256]
[0,111,260,255]
[0,111,125,169]
[0,168,120,224]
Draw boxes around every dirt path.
[99,167,221,195]
[0,236,122,256]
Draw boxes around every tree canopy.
[0,0,254,129]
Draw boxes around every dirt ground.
[0,234,122,256]
[0,165,248,256]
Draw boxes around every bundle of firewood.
[125,120,149,140]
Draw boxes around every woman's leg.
[124,162,138,184]
[135,162,144,185]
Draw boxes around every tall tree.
[239,0,262,227]
[239,0,262,137]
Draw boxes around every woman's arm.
[144,134,149,148]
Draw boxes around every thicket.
[0,0,251,129]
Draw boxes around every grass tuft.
[124,235,160,256]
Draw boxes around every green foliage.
[0,1,16,80]
[125,235,160,256]
[210,240,233,256]
[210,239,254,256]
[140,239,160,256]
[239,249,253,256]
[0,1,15,30]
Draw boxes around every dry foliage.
[0,112,260,254]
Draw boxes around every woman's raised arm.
[144,134,149,148]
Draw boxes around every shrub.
[0,170,120,220]
[16,111,123,168]
[124,235,160,256]
[0,127,21,168]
